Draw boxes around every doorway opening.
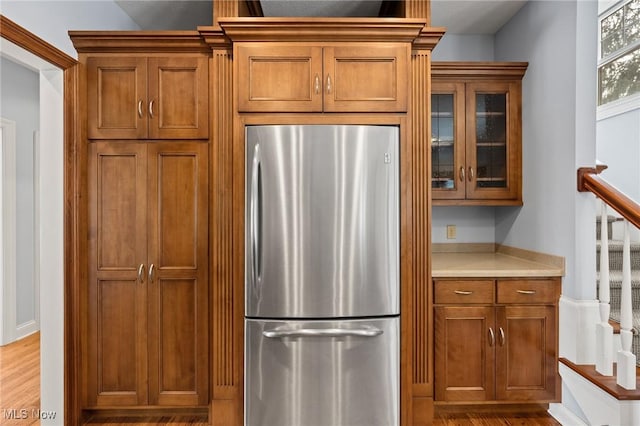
[0,34,64,424]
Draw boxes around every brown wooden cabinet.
[87,56,209,139]
[434,278,560,404]
[87,141,209,408]
[431,62,527,206]
[236,43,409,112]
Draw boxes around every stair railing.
[578,165,640,390]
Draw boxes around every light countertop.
[432,244,565,278]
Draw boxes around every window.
[598,0,640,106]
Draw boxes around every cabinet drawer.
[434,280,494,304]
[496,279,559,304]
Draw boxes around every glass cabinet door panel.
[476,94,506,144]
[466,81,520,201]
[475,93,507,188]
[431,82,466,200]
[476,145,506,187]
[432,94,455,189]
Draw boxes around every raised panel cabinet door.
[146,142,209,406]
[323,44,409,112]
[495,305,558,402]
[148,57,209,139]
[434,306,495,401]
[465,81,522,201]
[87,142,148,406]
[236,44,323,112]
[431,82,467,201]
[87,57,148,139]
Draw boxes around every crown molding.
[217,17,428,43]
[69,31,210,53]
[432,61,529,79]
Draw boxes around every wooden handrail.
[578,166,640,230]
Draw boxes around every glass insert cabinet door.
[431,82,465,200]
[465,81,520,201]
[431,79,521,203]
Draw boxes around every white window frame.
[597,0,640,119]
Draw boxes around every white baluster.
[596,200,613,375]
[617,219,636,389]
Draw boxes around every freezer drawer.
[245,125,399,318]
[245,317,399,426]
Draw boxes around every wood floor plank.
[434,410,561,426]
[0,332,40,425]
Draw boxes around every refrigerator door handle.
[263,327,384,339]
[250,143,262,296]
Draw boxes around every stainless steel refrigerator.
[245,124,399,426]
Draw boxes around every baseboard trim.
[548,402,587,426]
[83,406,209,420]
[15,320,39,341]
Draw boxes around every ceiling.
[115,0,528,34]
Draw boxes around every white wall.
[432,206,497,243]
[597,109,640,201]
[0,57,39,337]
[432,34,495,61]
[493,0,598,301]
[0,1,140,58]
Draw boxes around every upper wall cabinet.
[87,56,208,139]
[431,62,528,206]
[236,43,409,112]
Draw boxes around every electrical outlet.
[446,225,457,239]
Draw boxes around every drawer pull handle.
[517,289,536,295]
[459,166,465,182]
[499,327,505,346]
[488,327,495,347]
[454,290,473,295]
[314,74,320,94]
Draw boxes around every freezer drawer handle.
[263,327,383,339]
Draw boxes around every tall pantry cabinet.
[72,32,211,412]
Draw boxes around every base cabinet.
[86,141,209,408]
[434,278,560,403]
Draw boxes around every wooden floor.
[433,411,561,425]
[0,333,560,425]
[0,332,41,425]
[84,412,560,426]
